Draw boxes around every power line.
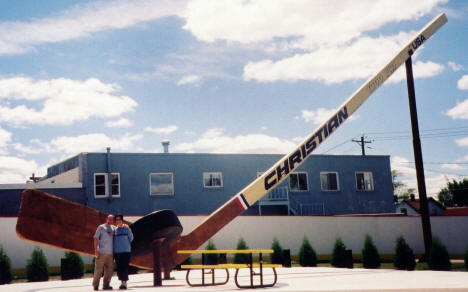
[396,161,468,165]
[352,136,373,156]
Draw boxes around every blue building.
[11,149,396,217]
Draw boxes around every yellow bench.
[178,249,281,288]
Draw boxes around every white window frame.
[320,171,340,192]
[355,171,374,191]
[203,172,223,188]
[150,172,174,196]
[94,173,120,198]
[289,172,309,192]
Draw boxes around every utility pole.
[405,55,432,259]
[352,136,372,156]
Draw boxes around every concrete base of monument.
[3,267,468,292]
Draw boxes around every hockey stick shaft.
[170,14,447,264]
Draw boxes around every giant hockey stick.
[165,12,447,267]
[17,14,447,272]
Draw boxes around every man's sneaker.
[94,286,98,291]
[119,284,127,290]
[103,286,113,290]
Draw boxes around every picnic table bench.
[178,249,281,288]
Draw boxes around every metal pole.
[405,56,432,258]
[361,136,365,155]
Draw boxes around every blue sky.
[0,0,467,198]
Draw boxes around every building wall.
[40,168,79,184]
[79,153,394,216]
[3,215,468,269]
[0,185,85,216]
[395,200,445,216]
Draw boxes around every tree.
[393,236,415,270]
[205,240,219,265]
[438,188,454,207]
[234,238,250,264]
[298,236,317,267]
[392,170,405,196]
[428,237,451,271]
[26,247,49,282]
[464,247,468,271]
[0,246,13,284]
[361,235,381,269]
[63,251,84,279]
[437,178,468,207]
[392,170,416,201]
[270,238,284,265]
[331,238,350,268]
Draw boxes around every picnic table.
[177,249,281,288]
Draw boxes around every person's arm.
[94,237,99,258]
[127,227,134,243]
[93,227,101,258]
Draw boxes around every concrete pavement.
[1,267,468,292]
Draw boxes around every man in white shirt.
[92,214,115,290]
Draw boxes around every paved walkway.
[1,267,468,292]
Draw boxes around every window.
[203,172,223,188]
[94,173,120,198]
[150,173,174,196]
[320,172,339,191]
[356,171,374,191]
[290,172,308,191]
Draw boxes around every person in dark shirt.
[113,214,134,290]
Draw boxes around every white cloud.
[457,75,468,90]
[302,108,336,125]
[0,156,39,183]
[173,128,295,154]
[301,107,358,125]
[0,0,187,55]
[0,127,12,155]
[13,133,144,155]
[391,156,415,177]
[106,118,133,128]
[184,0,446,46]
[387,61,445,83]
[441,163,465,171]
[145,125,178,135]
[448,61,463,71]
[0,77,137,126]
[424,173,459,197]
[455,137,468,147]
[48,133,143,154]
[445,99,468,120]
[177,75,203,86]
[390,155,458,198]
[244,32,444,84]
[182,0,446,85]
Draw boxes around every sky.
[0,0,467,198]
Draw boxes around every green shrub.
[464,248,468,271]
[428,237,451,271]
[0,246,13,284]
[393,236,415,270]
[362,235,381,269]
[331,238,350,268]
[205,240,219,265]
[26,247,49,282]
[63,252,84,279]
[298,236,317,267]
[234,238,250,264]
[270,238,284,265]
[175,256,192,270]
